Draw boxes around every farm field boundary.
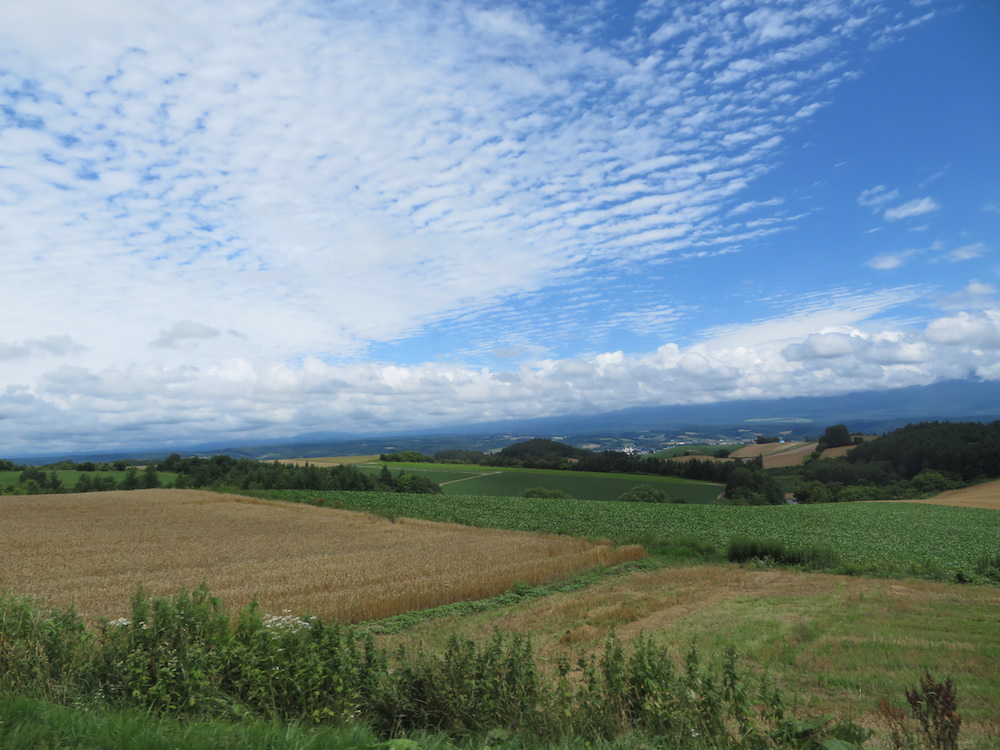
[0,489,642,623]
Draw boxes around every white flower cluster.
[261,610,315,636]
[106,617,147,629]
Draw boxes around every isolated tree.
[395,474,442,494]
[522,487,573,499]
[119,467,140,491]
[142,464,161,489]
[377,463,396,490]
[819,424,852,449]
[45,471,64,493]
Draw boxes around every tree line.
[1,455,443,496]
[795,420,1000,503]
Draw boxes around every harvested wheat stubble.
[882,478,1000,511]
[729,442,818,469]
[0,489,643,623]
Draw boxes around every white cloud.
[0,335,87,361]
[939,281,999,311]
[783,331,864,360]
[3,305,995,455]
[947,243,988,262]
[858,185,899,209]
[884,196,940,221]
[151,322,222,349]
[866,249,920,270]
[730,197,784,215]
[926,310,1000,349]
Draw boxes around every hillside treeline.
[797,420,1000,503]
[2,455,442,496]
[162,455,442,494]
[845,420,1000,480]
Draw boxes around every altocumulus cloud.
[0,0,996,454]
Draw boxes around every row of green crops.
[351,462,723,504]
[261,490,1000,575]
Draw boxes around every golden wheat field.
[0,489,643,623]
[891,478,1000,510]
[277,455,381,467]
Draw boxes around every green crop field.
[358,461,723,503]
[263,489,1000,574]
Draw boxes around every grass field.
[355,460,724,503]
[0,489,642,623]
[266,489,1000,575]
[652,443,746,458]
[375,565,1000,747]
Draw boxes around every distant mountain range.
[15,378,1000,464]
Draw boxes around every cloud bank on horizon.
[1,0,997,455]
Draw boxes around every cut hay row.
[0,489,643,623]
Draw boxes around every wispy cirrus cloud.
[884,196,940,221]
[867,249,922,270]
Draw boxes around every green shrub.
[521,487,573,499]
[973,553,1000,582]
[727,537,839,570]
[728,536,786,564]
[616,484,669,503]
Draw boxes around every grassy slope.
[374,566,1000,748]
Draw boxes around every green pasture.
[264,489,1000,575]
[0,470,178,490]
[652,443,745,458]
[359,461,723,503]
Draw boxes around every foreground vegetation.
[1,585,977,749]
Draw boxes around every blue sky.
[0,0,997,455]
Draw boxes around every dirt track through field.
[0,489,642,622]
